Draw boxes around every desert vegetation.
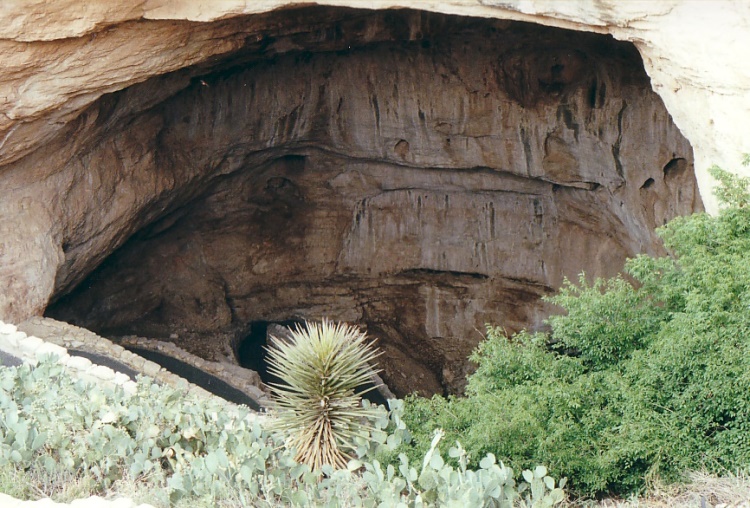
[0,332,564,507]
[265,319,383,471]
[397,162,750,500]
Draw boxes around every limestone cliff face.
[36,12,698,395]
[0,2,737,395]
[0,1,747,202]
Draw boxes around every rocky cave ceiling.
[40,7,702,397]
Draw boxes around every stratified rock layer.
[44,12,701,396]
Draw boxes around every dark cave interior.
[44,7,702,397]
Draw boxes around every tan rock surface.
[0,1,747,200]
[33,13,699,395]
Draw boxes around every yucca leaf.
[265,319,383,471]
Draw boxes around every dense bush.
[401,164,750,497]
[0,357,565,507]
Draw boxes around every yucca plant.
[265,319,383,471]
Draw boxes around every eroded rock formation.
[31,10,703,396]
[7,2,748,396]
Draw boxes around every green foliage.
[0,358,565,507]
[400,162,750,498]
[709,161,750,208]
[265,319,382,470]
[0,358,292,506]
[402,338,633,496]
[351,427,566,508]
[545,275,667,369]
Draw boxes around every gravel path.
[0,348,23,367]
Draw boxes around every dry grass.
[592,471,750,508]
[0,465,99,502]
[0,465,176,507]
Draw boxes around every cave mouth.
[237,320,300,386]
[45,6,702,398]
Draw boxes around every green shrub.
[402,332,633,496]
[400,162,750,497]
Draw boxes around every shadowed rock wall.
[44,11,701,396]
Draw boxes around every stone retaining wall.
[117,334,270,407]
[14,317,269,409]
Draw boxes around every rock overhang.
[29,8,698,396]
[3,1,747,395]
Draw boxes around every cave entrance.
[44,7,702,399]
[237,320,301,386]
